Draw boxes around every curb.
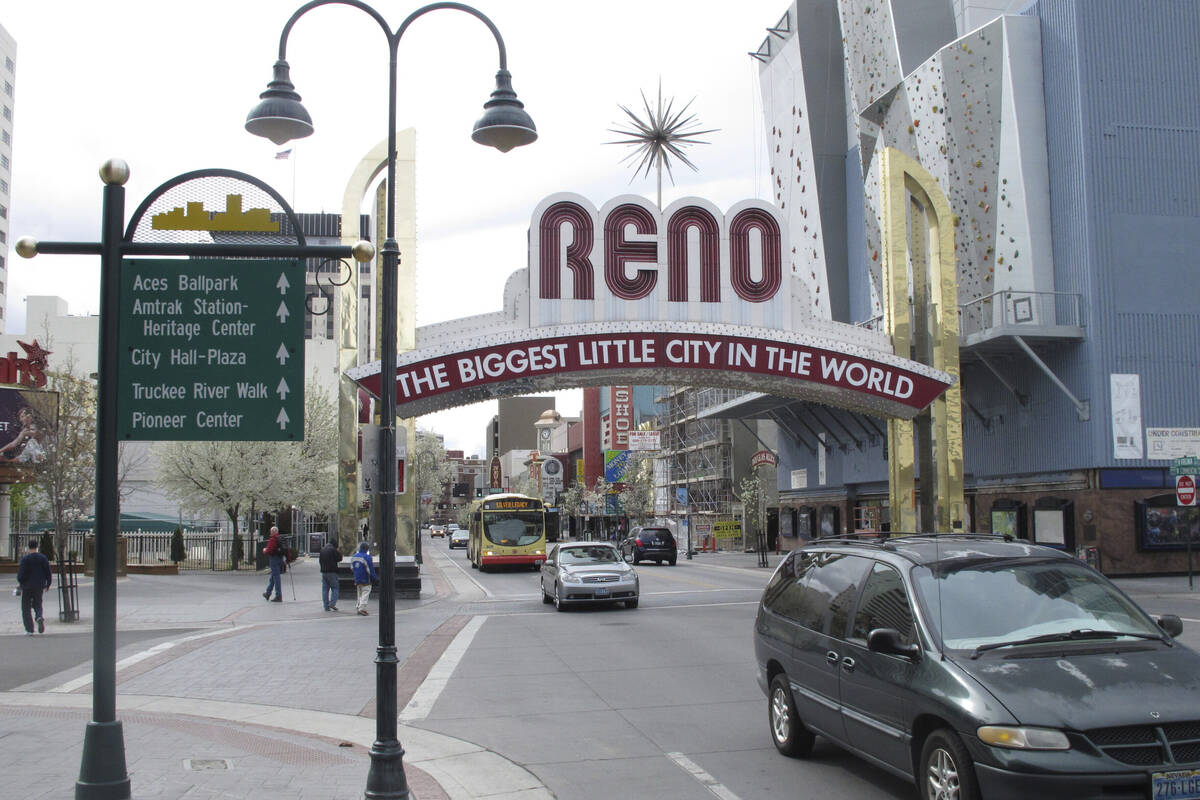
[0,691,553,800]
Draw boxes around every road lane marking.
[399,614,487,722]
[668,752,743,800]
[48,626,253,693]
[431,546,494,599]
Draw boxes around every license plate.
[1153,769,1200,800]
[594,588,610,597]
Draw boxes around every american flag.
[275,149,292,160]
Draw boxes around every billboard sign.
[0,388,59,474]
[627,430,660,451]
[605,449,632,483]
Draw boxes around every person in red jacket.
[262,527,285,602]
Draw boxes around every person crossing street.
[350,542,376,616]
[319,539,343,611]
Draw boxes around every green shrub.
[170,527,186,564]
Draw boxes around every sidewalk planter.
[337,556,420,600]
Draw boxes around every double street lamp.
[245,3,536,797]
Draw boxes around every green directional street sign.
[1171,456,1200,476]
[118,258,304,441]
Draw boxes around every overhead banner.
[348,193,955,422]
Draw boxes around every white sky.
[2,0,786,456]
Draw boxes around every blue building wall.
[780,0,1200,502]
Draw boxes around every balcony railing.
[852,290,1084,344]
[958,290,1084,340]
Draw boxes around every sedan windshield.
[559,546,620,564]
[483,512,543,547]
[912,558,1163,651]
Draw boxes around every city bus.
[467,493,548,572]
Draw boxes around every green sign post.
[1170,455,1200,476]
[118,258,304,440]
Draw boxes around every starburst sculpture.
[607,82,718,208]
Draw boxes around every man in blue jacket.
[17,538,52,635]
[350,541,377,616]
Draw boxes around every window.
[761,551,814,622]
[1,154,8,170]
[0,231,6,244]
[2,81,10,97]
[850,562,914,646]
[0,203,6,219]
[806,553,872,638]
[1,130,9,145]
[1,106,9,121]
[0,178,7,195]
[4,57,13,72]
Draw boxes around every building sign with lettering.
[348,194,955,421]
[117,258,304,440]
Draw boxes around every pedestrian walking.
[262,526,285,602]
[16,538,52,635]
[319,538,343,612]
[350,541,377,616]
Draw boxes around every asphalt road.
[4,533,1198,800]
[419,535,1200,800]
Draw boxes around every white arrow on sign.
[276,377,290,399]
[276,301,290,323]
[276,408,290,429]
[276,343,290,365]
[276,273,290,294]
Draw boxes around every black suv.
[619,527,677,565]
[755,535,1198,800]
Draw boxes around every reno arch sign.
[348,193,955,419]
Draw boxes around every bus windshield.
[483,511,544,547]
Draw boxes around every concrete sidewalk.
[1,557,551,800]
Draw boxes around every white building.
[0,23,15,334]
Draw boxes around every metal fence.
[8,509,331,570]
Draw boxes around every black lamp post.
[245,3,535,797]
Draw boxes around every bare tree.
[412,431,453,528]
[155,376,338,537]
[617,456,655,524]
[24,361,96,557]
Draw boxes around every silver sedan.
[540,542,639,611]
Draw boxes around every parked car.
[755,534,1198,800]
[429,524,446,538]
[449,529,468,549]
[540,542,638,611]
[619,526,677,565]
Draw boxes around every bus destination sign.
[117,258,305,441]
[484,498,542,511]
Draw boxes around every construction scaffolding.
[654,386,744,549]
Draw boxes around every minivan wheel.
[920,729,980,800]
[768,674,814,757]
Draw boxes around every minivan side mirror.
[868,628,921,659]
[1156,614,1184,638]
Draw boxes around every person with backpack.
[262,526,285,602]
[350,542,377,616]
